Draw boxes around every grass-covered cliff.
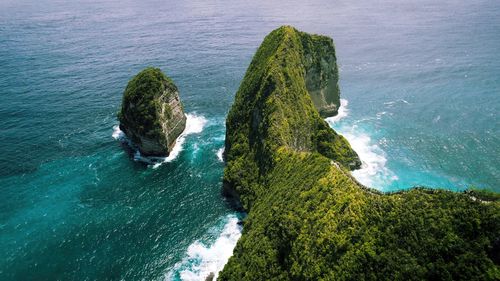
[220,26,500,280]
[223,26,361,210]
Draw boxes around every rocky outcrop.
[118,67,186,156]
[301,32,341,117]
[223,26,360,209]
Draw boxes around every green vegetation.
[220,26,500,280]
[119,67,177,146]
[223,26,360,209]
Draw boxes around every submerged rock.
[118,67,186,156]
[205,272,215,281]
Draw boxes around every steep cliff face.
[118,67,186,156]
[301,32,341,117]
[219,26,500,280]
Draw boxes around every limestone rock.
[118,67,186,156]
[301,33,341,117]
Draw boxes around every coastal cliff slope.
[219,26,500,280]
[118,67,186,156]
[223,26,361,209]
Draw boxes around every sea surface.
[1,0,499,279]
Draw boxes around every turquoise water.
[1,0,499,279]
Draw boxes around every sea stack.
[118,67,186,156]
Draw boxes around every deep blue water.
[1,0,499,279]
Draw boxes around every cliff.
[118,67,186,156]
[223,26,361,209]
[302,29,342,117]
[219,26,500,280]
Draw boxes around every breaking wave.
[325,99,349,123]
[339,128,398,188]
[216,148,224,162]
[112,113,207,168]
[165,214,242,281]
[326,100,397,189]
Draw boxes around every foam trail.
[340,128,397,188]
[166,214,242,281]
[383,99,410,107]
[216,148,224,162]
[325,99,349,123]
[325,100,397,189]
[152,113,207,168]
[376,111,387,119]
[112,113,207,168]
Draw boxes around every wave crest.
[342,128,398,188]
[166,214,242,281]
[325,99,349,124]
[325,100,397,190]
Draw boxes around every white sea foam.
[112,113,207,168]
[165,214,242,281]
[112,125,125,140]
[216,148,224,162]
[340,128,398,188]
[151,113,207,168]
[325,99,349,123]
[325,100,397,189]
[183,113,209,135]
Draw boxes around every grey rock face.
[302,35,341,117]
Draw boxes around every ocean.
[0,0,499,279]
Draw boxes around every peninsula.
[219,26,500,280]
